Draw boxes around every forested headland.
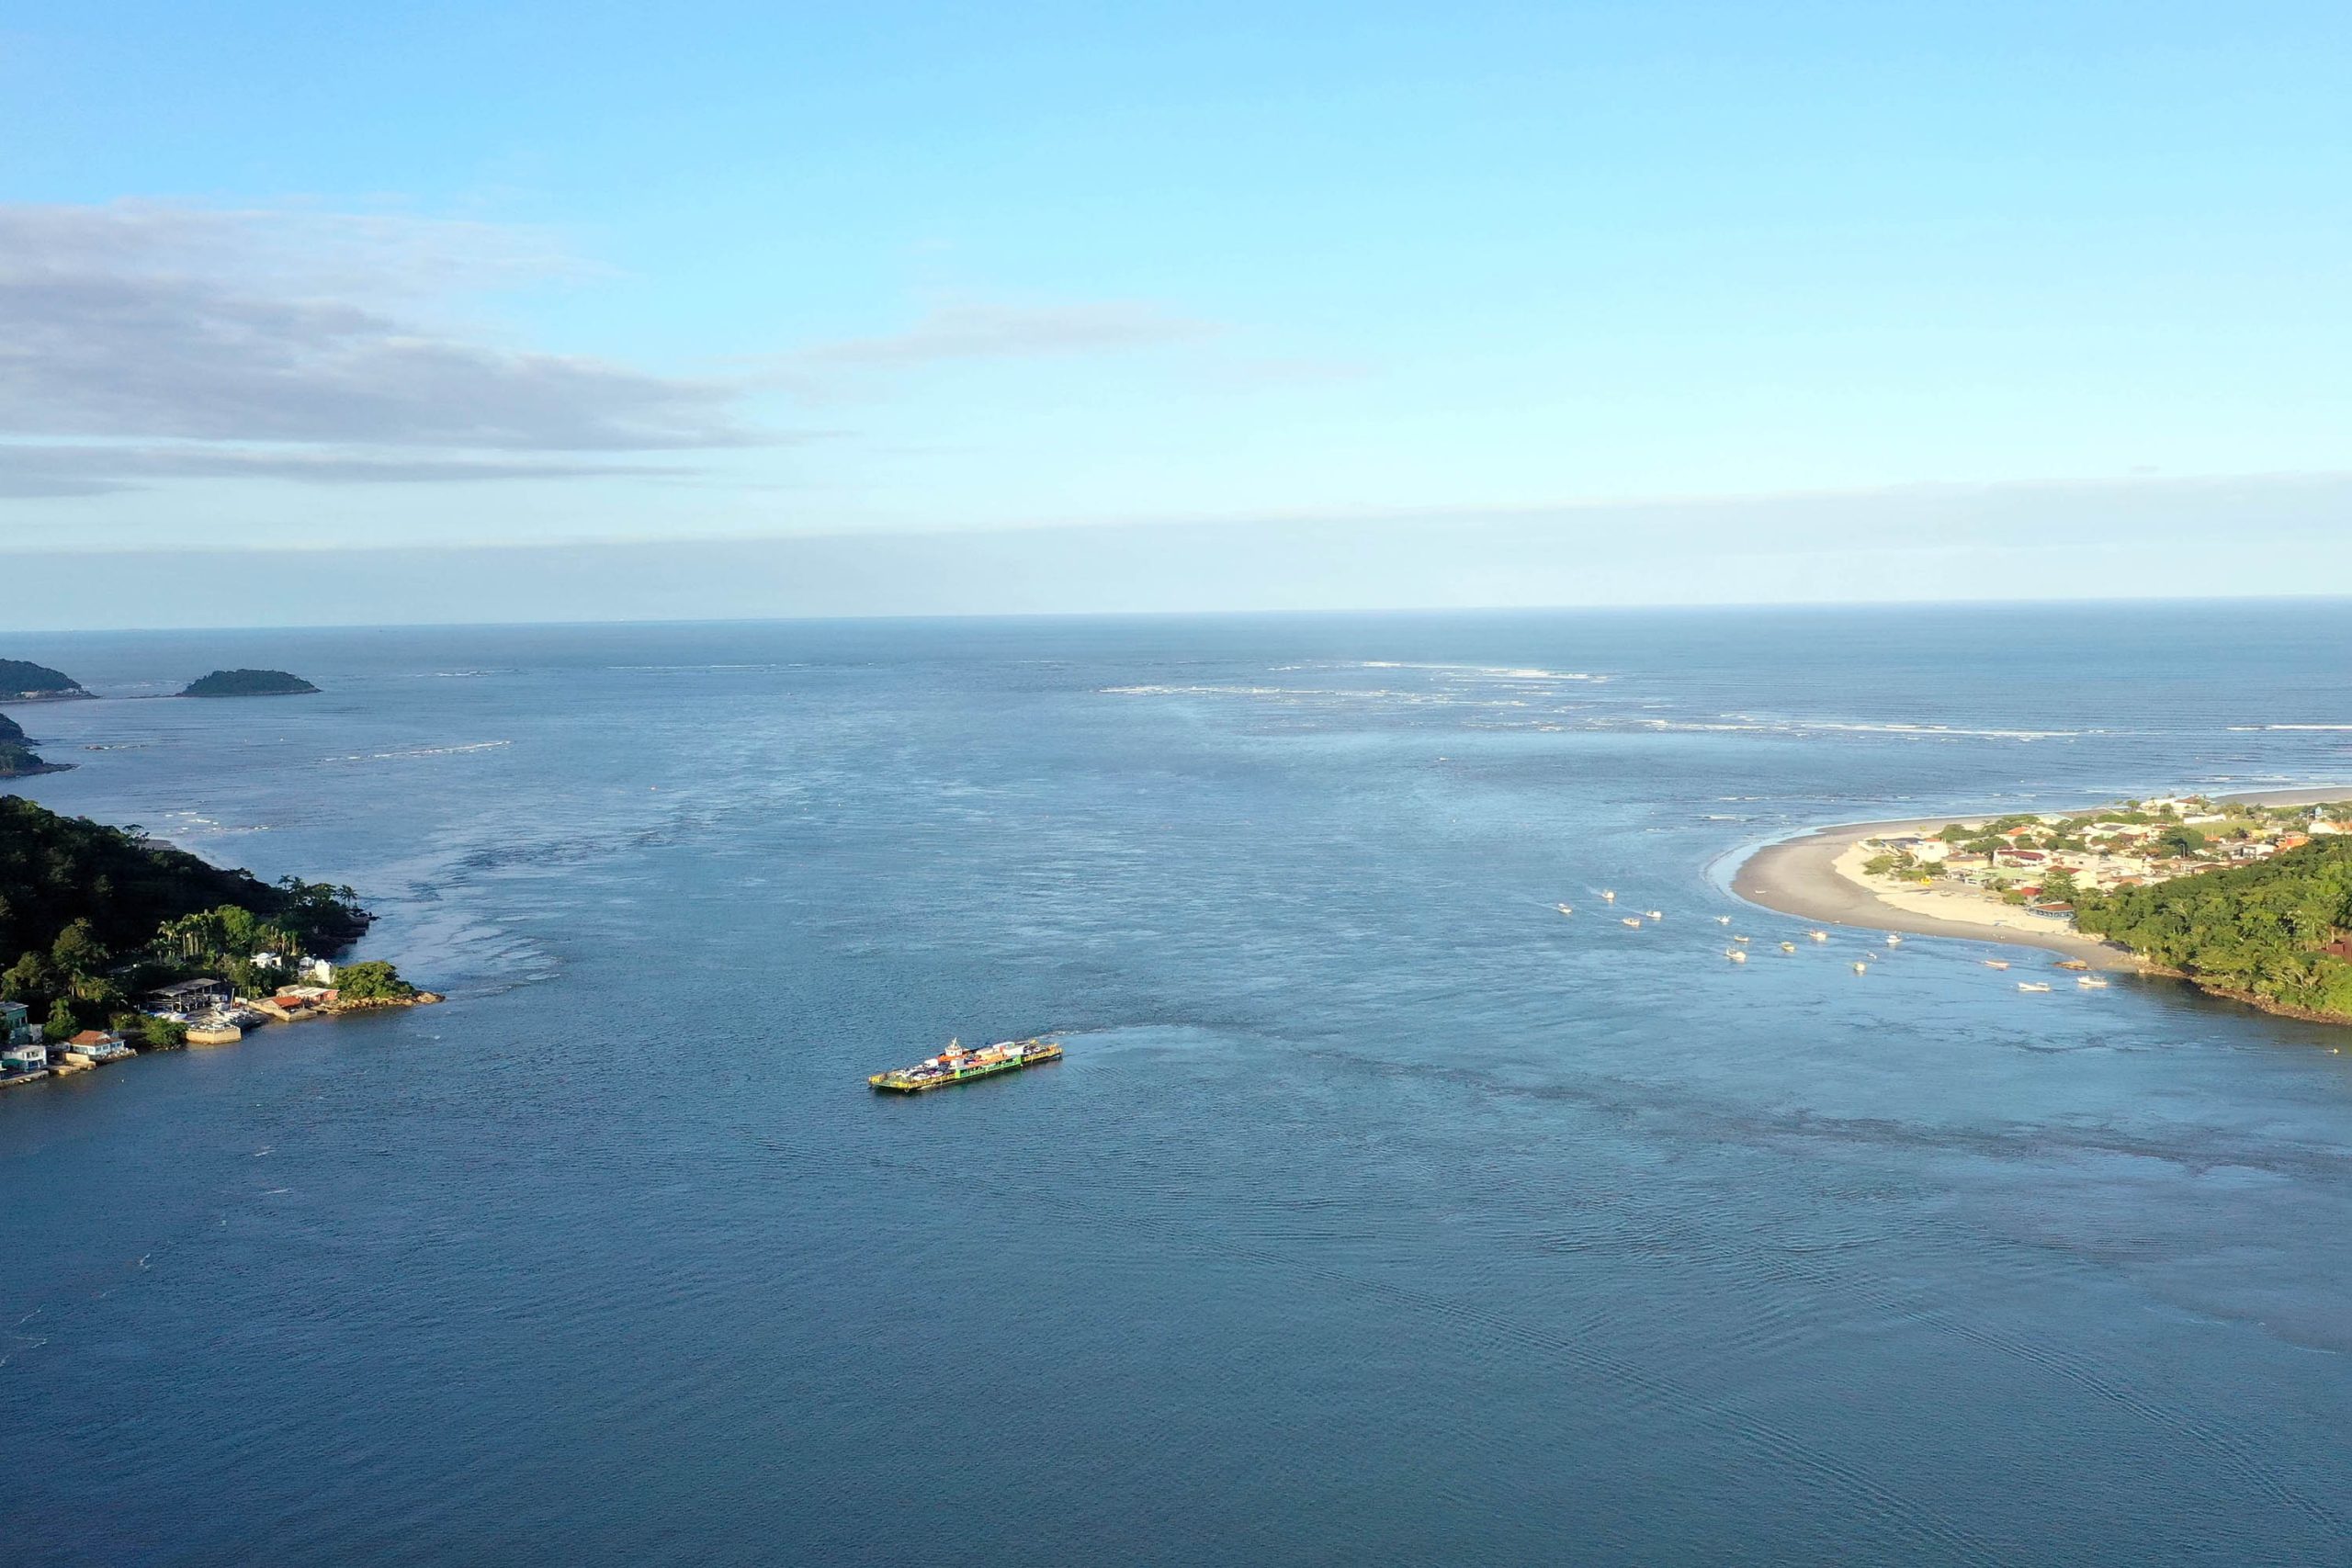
[1,795,407,1046]
[2075,838,2352,1021]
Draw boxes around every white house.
[3,1041,48,1074]
[1,999,32,1046]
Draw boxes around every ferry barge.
[869,1037,1061,1093]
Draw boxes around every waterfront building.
[67,1031,135,1062]
[147,977,233,1016]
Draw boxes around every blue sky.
[2,2,2347,624]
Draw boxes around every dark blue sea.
[4,604,2349,1565]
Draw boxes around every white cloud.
[0,201,768,496]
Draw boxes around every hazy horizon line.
[9,592,2350,641]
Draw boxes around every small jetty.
[869,1037,1061,1093]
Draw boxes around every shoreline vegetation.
[1734,787,2352,1025]
[2,654,434,1090]
[0,660,93,703]
[1,795,441,1089]
[0,711,74,779]
[0,660,93,776]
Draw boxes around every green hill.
[0,660,89,701]
[2074,838,2352,1021]
[180,669,321,698]
[0,715,65,778]
[0,744,65,780]
[0,795,379,1037]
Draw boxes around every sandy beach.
[1730,817,2146,968]
[1731,785,2352,966]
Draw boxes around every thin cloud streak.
[792,299,1216,368]
[755,299,1221,402]
[0,201,774,494]
[0,442,703,499]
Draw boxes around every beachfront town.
[1854,795,2352,914]
[2,958,435,1089]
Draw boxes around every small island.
[1,795,438,1088]
[1736,793,2352,1025]
[179,669,321,698]
[0,659,92,702]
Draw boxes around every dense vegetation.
[2075,839,2352,1019]
[332,960,417,1001]
[0,660,88,699]
[0,795,380,1041]
[180,669,321,697]
[0,713,64,778]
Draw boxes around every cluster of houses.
[1863,798,2349,911]
[1,957,345,1087]
[2,999,133,1083]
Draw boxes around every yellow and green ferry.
[869,1037,1061,1092]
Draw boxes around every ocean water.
[2,604,2348,1566]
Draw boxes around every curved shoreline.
[1729,819,2144,969]
[1726,784,2352,971]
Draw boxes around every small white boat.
[1555,903,1575,917]
[1601,889,1616,903]
[1885,934,1903,946]
[1715,916,1733,926]
[2076,976,2109,988]
[1852,962,1868,974]
[1780,942,1796,953]
[1808,931,1828,942]
[1645,909,1664,920]
[1982,960,2010,970]
[1725,949,1747,963]
[2018,982,2052,993]
[1620,916,1643,928]
[1733,934,1750,944]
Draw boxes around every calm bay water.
[3,604,2349,1565]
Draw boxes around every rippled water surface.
[4,605,2349,1565]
